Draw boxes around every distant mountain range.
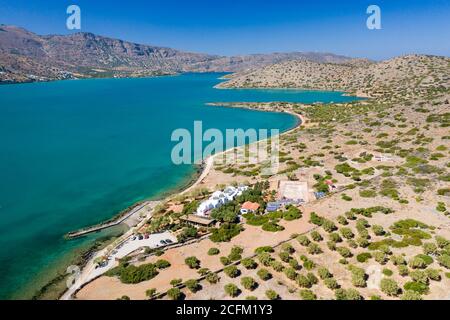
[0,25,358,84]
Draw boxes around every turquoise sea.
[0,73,358,299]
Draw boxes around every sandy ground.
[76,215,313,300]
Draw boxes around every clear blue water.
[0,73,359,299]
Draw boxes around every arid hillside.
[219,54,450,100]
[0,25,357,84]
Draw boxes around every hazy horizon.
[1,0,449,60]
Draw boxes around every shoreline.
[58,102,302,300]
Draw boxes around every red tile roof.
[241,201,260,211]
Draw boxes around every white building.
[196,185,248,217]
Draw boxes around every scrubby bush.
[324,277,339,289]
[345,289,363,300]
[297,235,311,246]
[284,267,298,280]
[299,289,316,300]
[228,246,243,261]
[372,225,385,236]
[391,255,406,265]
[403,281,429,294]
[426,268,441,281]
[224,284,240,297]
[380,278,401,296]
[349,265,367,287]
[270,260,284,272]
[337,215,348,225]
[340,227,354,239]
[185,256,200,269]
[322,220,337,233]
[155,259,171,269]
[184,279,201,293]
[220,256,231,266]
[336,247,352,258]
[327,241,337,251]
[289,258,301,270]
[307,243,323,255]
[401,290,423,300]
[311,231,323,242]
[357,252,372,263]
[409,270,429,284]
[422,243,438,255]
[207,247,220,255]
[398,265,409,276]
[437,254,450,269]
[240,277,257,291]
[408,257,427,269]
[383,268,393,276]
[329,232,342,243]
[241,258,257,269]
[254,246,274,254]
[265,290,279,300]
[206,272,219,284]
[373,251,388,265]
[296,275,312,288]
[318,267,332,279]
[224,265,240,278]
[281,243,295,254]
[257,268,272,281]
[167,288,182,300]
[279,251,291,262]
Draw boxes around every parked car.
[144,234,149,239]
[138,235,143,240]
[160,240,167,245]
[165,239,173,244]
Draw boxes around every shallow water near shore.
[0,73,359,299]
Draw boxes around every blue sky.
[0,0,449,59]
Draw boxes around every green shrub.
[224,284,240,297]
[357,252,372,263]
[265,290,279,300]
[307,243,322,255]
[403,281,429,294]
[240,277,257,291]
[167,288,182,300]
[241,258,257,269]
[254,246,274,254]
[297,235,311,246]
[107,263,159,284]
[210,223,243,242]
[380,278,401,296]
[336,247,352,258]
[398,265,409,276]
[324,277,339,289]
[299,289,316,300]
[208,248,220,256]
[383,268,393,276]
[184,279,201,293]
[206,272,219,284]
[185,256,200,269]
[401,290,423,300]
[223,265,240,278]
[257,268,272,281]
[296,275,312,288]
[318,267,332,279]
[310,231,323,242]
[155,259,171,269]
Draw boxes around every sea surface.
[0,73,359,299]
